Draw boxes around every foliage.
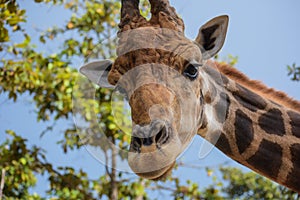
[0,0,298,199]
[0,130,44,199]
[219,167,299,199]
[214,54,239,67]
[0,130,96,199]
[287,63,300,81]
[0,0,26,43]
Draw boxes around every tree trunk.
[110,138,118,200]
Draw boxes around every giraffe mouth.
[128,122,182,179]
[137,161,176,180]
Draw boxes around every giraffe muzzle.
[128,119,181,177]
[130,120,171,153]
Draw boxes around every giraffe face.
[106,29,205,179]
[80,0,228,180]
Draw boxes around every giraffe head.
[80,0,228,180]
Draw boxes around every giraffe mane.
[210,61,300,113]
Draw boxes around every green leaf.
[5,129,16,136]
[20,157,27,165]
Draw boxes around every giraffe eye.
[183,63,200,80]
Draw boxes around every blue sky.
[1,0,300,197]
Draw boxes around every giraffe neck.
[198,63,300,193]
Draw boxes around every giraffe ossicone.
[79,0,300,193]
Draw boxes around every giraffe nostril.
[155,126,169,147]
[132,137,142,153]
[131,121,171,152]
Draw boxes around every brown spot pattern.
[215,92,230,123]
[258,108,286,136]
[215,132,232,156]
[233,84,267,112]
[287,110,300,139]
[285,144,300,192]
[234,109,254,154]
[214,61,300,113]
[247,139,283,179]
[220,73,229,86]
[204,84,217,104]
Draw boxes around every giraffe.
[80,0,300,193]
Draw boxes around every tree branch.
[110,138,118,200]
[148,184,176,192]
[104,149,112,180]
[0,168,6,200]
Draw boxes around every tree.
[0,0,298,199]
[287,63,300,82]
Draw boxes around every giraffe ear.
[195,15,229,60]
[79,60,115,89]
